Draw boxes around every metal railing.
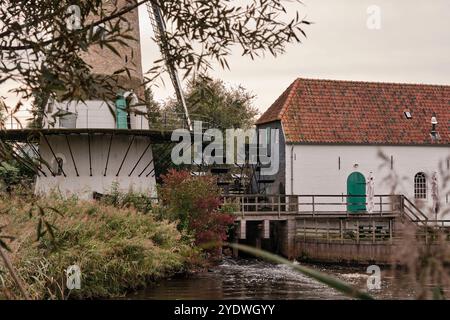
[149,111,211,131]
[2,110,33,129]
[2,109,212,132]
[223,194,403,217]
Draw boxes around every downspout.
[290,145,294,195]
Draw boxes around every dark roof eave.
[285,141,450,147]
[255,119,282,126]
[0,128,175,143]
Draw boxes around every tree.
[159,169,234,257]
[144,87,162,127]
[1,0,309,109]
[167,75,259,130]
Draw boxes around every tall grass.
[0,193,197,299]
[379,151,450,299]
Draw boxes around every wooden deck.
[224,194,450,262]
[223,194,403,217]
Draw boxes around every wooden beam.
[65,135,79,177]
[104,134,114,176]
[116,135,135,176]
[239,220,246,240]
[129,139,152,176]
[41,133,66,177]
[263,220,270,239]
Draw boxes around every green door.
[347,172,366,212]
[115,95,128,129]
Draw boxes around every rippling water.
[129,259,420,300]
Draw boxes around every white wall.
[35,135,156,199]
[285,144,450,217]
[43,100,149,130]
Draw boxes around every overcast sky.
[2,0,449,115]
[139,0,450,114]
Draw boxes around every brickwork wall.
[81,0,144,96]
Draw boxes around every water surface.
[129,259,419,300]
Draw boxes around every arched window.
[53,157,64,176]
[414,172,427,199]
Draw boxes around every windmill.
[0,0,173,199]
[0,0,252,198]
[146,1,192,131]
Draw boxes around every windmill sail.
[147,2,192,131]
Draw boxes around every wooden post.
[263,220,270,239]
[233,223,239,258]
[285,219,297,259]
[256,223,262,250]
[239,220,246,240]
[315,219,318,239]
[379,195,383,215]
[356,220,360,244]
[327,219,330,243]
[312,195,315,216]
[296,195,299,213]
[389,219,393,244]
[372,220,376,243]
[340,219,343,243]
[304,219,306,241]
[278,195,281,218]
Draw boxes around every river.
[129,258,420,300]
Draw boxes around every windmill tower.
[34,0,157,199]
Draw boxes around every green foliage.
[145,88,163,128]
[0,162,20,186]
[149,0,310,79]
[158,170,234,255]
[99,183,155,214]
[1,1,308,122]
[0,160,35,193]
[167,75,259,130]
[0,194,196,299]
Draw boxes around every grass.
[0,193,197,299]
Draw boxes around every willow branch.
[0,0,152,51]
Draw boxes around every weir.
[224,194,450,264]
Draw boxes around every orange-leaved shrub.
[159,169,234,255]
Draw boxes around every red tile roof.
[257,78,450,145]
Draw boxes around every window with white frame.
[414,172,427,199]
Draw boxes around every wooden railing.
[401,195,429,225]
[296,215,395,244]
[223,194,450,244]
[223,194,403,217]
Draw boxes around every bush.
[0,194,196,299]
[99,183,155,214]
[0,160,35,193]
[159,169,234,256]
